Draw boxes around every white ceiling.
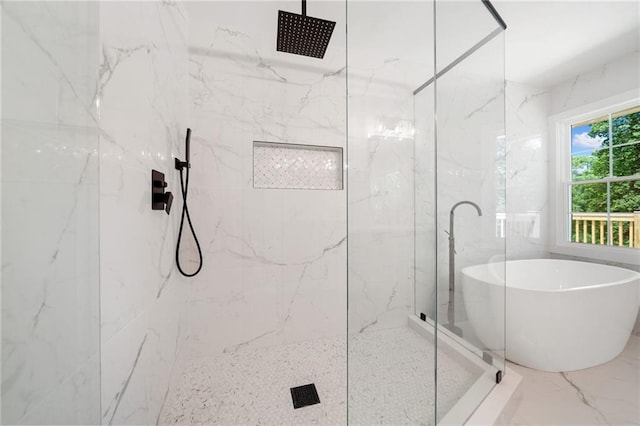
[185,1,639,89]
[494,0,640,88]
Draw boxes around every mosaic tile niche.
[253,141,343,190]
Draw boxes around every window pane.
[610,180,640,248]
[571,119,608,180]
[612,106,640,146]
[570,183,607,244]
[612,144,640,177]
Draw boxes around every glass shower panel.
[434,0,503,75]
[414,85,436,324]
[433,0,506,422]
[1,2,101,424]
[347,1,436,423]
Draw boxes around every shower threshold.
[407,316,520,425]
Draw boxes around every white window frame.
[549,89,640,265]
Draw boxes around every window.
[550,91,640,264]
[569,105,640,247]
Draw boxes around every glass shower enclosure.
[1,0,506,424]
[348,0,506,423]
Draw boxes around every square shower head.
[277,10,336,59]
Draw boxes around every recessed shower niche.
[253,141,343,190]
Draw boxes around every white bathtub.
[462,259,640,372]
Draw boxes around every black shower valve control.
[151,169,173,215]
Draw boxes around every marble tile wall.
[1,2,101,424]
[549,51,640,116]
[184,1,347,359]
[347,7,433,336]
[505,80,550,261]
[346,84,416,334]
[414,84,437,319]
[98,2,189,425]
[346,0,433,335]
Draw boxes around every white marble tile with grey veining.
[1,1,100,127]
[97,1,189,425]
[549,52,640,116]
[505,81,550,261]
[1,2,101,424]
[184,1,348,360]
[509,335,639,425]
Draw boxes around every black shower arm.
[302,0,306,16]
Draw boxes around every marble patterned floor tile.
[161,327,482,425]
[161,337,347,425]
[348,327,481,425]
[509,335,639,426]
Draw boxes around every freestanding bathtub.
[462,259,640,372]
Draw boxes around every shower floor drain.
[290,383,320,409]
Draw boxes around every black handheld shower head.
[185,128,191,165]
[175,128,191,171]
[277,0,336,59]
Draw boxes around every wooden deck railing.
[572,212,640,248]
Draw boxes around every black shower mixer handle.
[151,169,173,215]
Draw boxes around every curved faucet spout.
[448,201,482,242]
[450,200,483,218]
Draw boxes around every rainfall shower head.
[277,0,336,59]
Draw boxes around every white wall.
[184,1,347,359]
[2,3,192,424]
[549,52,640,116]
[505,81,550,261]
[1,3,101,423]
[183,0,436,356]
[98,2,189,424]
[346,0,434,335]
[346,67,417,334]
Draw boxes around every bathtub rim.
[462,258,640,293]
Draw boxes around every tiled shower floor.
[161,327,482,425]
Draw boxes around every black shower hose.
[176,165,203,277]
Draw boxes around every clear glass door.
[346,0,436,423]
[432,0,506,422]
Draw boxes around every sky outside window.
[571,123,606,157]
